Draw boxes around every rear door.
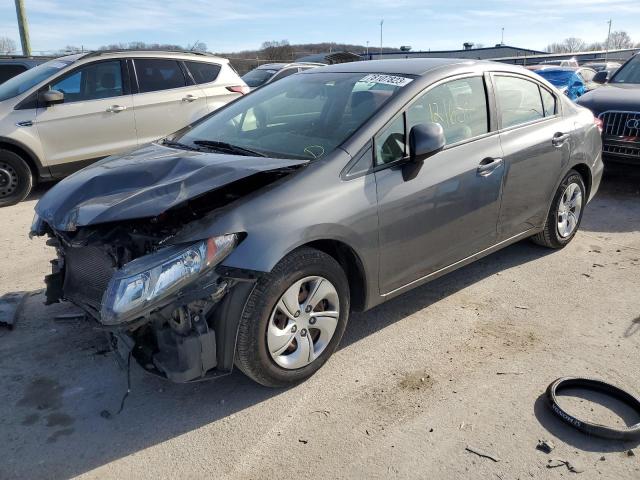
[492,73,573,240]
[183,60,240,113]
[130,58,208,144]
[375,75,505,294]
[35,59,136,170]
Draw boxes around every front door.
[131,58,208,145]
[35,59,137,171]
[375,76,505,294]
[491,74,573,240]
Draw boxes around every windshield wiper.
[161,139,201,151]
[193,140,266,157]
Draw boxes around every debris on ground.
[0,291,28,330]
[496,371,523,375]
[515,305,529,310]
[311,410,330,417]
[298,439,308,444]
[465,445,501,462]
[547,458,584,473]
[54,311,87,322]
[627,449,635,457]
[536,439,555,454]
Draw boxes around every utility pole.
[501,27,504,45]
[604,19,612,62]
[14,0,31,56]
[366,40,369,58]
[380,19,384,59]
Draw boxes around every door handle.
[182,94,198,102]
[477,157,503,176]
[106,105,127,113]
[552,132,570,147]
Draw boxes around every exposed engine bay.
[34,163,304,382]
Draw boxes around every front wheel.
[531,170,586,249]
[0,150,33,207]
[235,247,350,387]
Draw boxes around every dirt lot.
[1,166,639,480]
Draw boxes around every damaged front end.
[30,147,306,382]
[38,218,248,382]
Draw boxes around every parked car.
[31,59,603,387]
[539,58,579,68]
[0,50,248,206]
[577,53,640,164]
[0,56,50,84]
[241,62,324,89]
[533,67,598,100]
[582,61,621,73]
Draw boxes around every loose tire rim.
[267,276,339,370]
[0,161,19,198]
[557,182,582,238]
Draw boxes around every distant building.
[361,44,546,61]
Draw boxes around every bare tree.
[260,40,294,61]
[0,36,17,54]
[547,37,586,53]
[608,30,634,50]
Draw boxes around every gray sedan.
[32,59,603,387]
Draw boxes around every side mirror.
[593,71,608,84]
[39,90,64,106]
[409,123,446,164]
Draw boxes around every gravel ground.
[1,166,639,480]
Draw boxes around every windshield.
[537,70,581,87]
[0,58,73,102]
[242,68,277,87]
[610,56,640,84]
[175,71,413,160]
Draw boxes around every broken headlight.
[101,234,238,325]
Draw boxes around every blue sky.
[1,0,638,54]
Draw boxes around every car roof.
[257,62,324,70]
[300,58,527,76]
[74,50,229,63]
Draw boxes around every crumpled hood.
[36,143,308,231]
[577,83,640,115]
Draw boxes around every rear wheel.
[0,150,33,207]
[235,247,350,387]
[531,170,586,249]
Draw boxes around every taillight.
[226,85,250,95]
[594,116,604,134]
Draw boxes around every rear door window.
[494,75,544,129]
[134,59,187,93]
[185,61,221,85]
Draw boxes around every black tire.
[0,149,33,207]
[235,247,350,387]
[531,170,586,249]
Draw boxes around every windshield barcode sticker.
[359,74,413,87]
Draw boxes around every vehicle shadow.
[2,239,556,479]
[533,392,639,453]
[580,163,640,234]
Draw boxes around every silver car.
[32,59,603,387]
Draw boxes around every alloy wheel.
[557,182,583,238]
[267,276,340,370]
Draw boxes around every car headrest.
[100,72,116,89]
[500,90,523,110]
[351,90,393,112]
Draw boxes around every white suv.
[0,50,249,206]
